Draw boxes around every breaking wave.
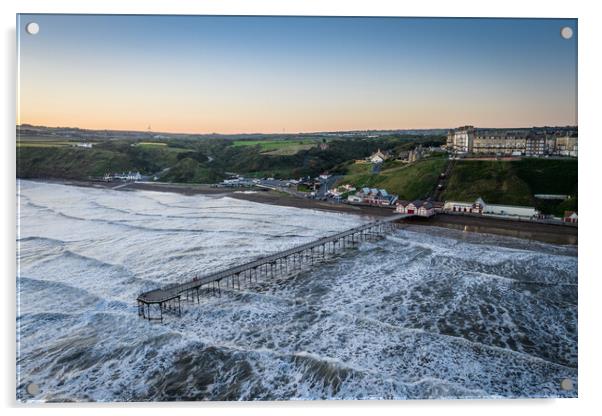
[16,180,577,401]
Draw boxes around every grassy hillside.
[513,158,578,195]
[16,144,182,179]
[442,161,533,205]
[161,158,224,183]
[340,158,447,200]
[442,159,577,215]
[17,147,132,179]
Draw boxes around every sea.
[16,180,578,401]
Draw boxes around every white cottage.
[396,200,435,217]
[444,197,538,218]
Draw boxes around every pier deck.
[137,214,407,321]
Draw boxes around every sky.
[17,15,577,134]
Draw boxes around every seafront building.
[443,198,539,219]
[395,200,436,217]
[346,187,398,206]
[564,211,578,223]
[446,126,476,153]
[446,126,577,157]
[104,171,142,181]
[555,136,578,157]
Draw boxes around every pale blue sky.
[18,15,577,133]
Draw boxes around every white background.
[1,0,600,415]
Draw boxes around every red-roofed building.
[563,211,578,224]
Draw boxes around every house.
[368,149,389,164]
[126,171,142,181]
[113,171,143,181]
[348,187,398,206]
[397,150,410,160]
[408,145,424,163]
[417,201,435,217]
[396,200,435,217]
[328,184,356,199]
[483,203,537,218]
[444,197,538,218]
[563,211,578,224]
[74,142,93,148]
[362,188,396,206]
[444,197,485,214]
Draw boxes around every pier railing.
[137,214,407,321]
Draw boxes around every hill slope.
[339,158,447,201]
[441,159,577,215]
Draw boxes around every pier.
[137,214,408,321]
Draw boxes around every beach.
[28,179,578,245]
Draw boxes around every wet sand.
[402,214,577,245]
[126,181,397,217]
[26,179,578,245]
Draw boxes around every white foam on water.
[16,180,577,401]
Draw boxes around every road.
[430,157,455,201]
[316,175,343,197]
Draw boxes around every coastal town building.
[483,203,538,218]
[408,145,424,163]
[397,150,410,160]
[444,197,538,219]
[368,149,389,164]
[447,126,577,157]
[347,187,398,206]
[396,200,436,217]
[446,126,476,153]
[327,184,356,199]
[105,171,143,181]
[444,198,485,214]
[525,135,547,156]
[74,142,93,148]
[564,211,578,224]
[556,136,578,157]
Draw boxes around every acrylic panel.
[16,14,578,402]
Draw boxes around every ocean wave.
[16,180,577,401]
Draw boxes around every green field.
[17,141,75,148]
[442,159,577,215]
[261,143,316,156]
[339,158,447,200]
[231,139,318,154]
[136,142,168,147]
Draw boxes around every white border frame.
[2,1,600,415]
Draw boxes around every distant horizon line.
[16,123,579,137]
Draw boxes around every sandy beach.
[27,179,578,245]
